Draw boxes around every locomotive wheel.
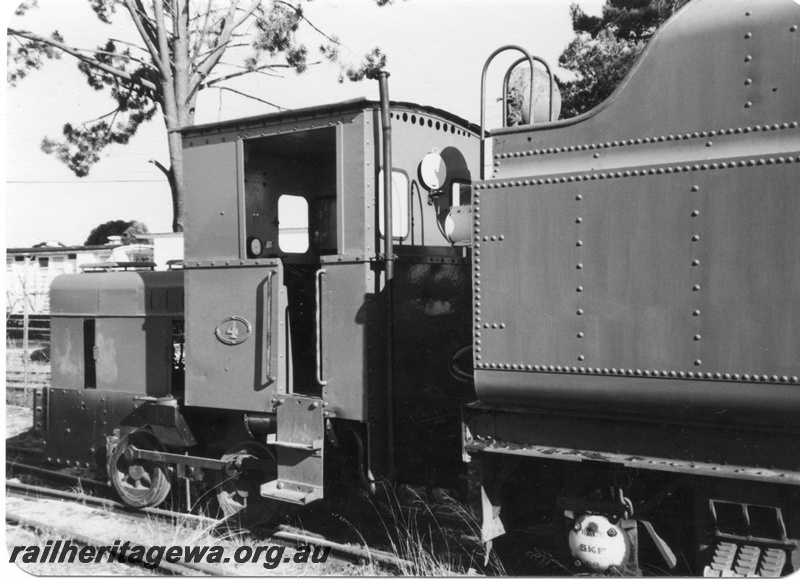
[215,441,282,527]
[108,430,172,509]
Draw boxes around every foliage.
[8,0,390,232]
[558,0,691,118]
[14,1,40,16]
[343,47,387,82]
[7,30,63,86]
[85,220,149,246]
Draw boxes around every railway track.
[6,474,415,574]
[5,404,492,575]
[7,498,235,576]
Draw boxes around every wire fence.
[6,336,50,388]
[6,260,52,393]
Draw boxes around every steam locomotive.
[41,0,799,574]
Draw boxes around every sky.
[4,0,605,248]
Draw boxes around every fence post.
[22,256,30,385]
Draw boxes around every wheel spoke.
[107,431,171,509]
[216,441,280,526]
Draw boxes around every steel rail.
[7,460,111,491]
[6,510,231,576]
[6,479,413,570]
[6,480,214,525]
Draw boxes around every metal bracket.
[266,434,323,451]
[261,394,325,505]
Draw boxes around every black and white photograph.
[5,0,800,575]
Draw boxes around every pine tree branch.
[74,46,158,71]
[108,36,157,56]
[273,0,350,55]
[190,0,215,61]
[148,158,172,179]
[209,85,285,109]
[217,60,283,78]
[123,0,166,72]
[201,58,322,89]
[80,107,126,125]
[152,0,175,81]
[8,28,159,92]
[152,0,179,128]
[189,0,262,92]
[194,41,249,62]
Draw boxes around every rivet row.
[473,364,799,383]
[493,121,799,160]
[475,154,799,190]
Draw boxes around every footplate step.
[261,479,324,504]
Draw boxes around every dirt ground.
[6,402,33,439]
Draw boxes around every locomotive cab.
[41,95,481,519]
[177,98,480,505]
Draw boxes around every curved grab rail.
[502,55,556,125]
[480,46,537,135]
[480,45,537,179]
[315,268,328,386]
[265,269,276,383]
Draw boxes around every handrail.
[502,55,556,125]
[265,270,276,383]
[315,268,328,386]
[480,45,537,179]
[481,44,553,179]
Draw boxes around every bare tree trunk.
[169,0,191,233]
[167,131,185,232]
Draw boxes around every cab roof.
[177,98,482,138]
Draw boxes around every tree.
[85,219,149,245]
[8,0,389,232]
[558,0,691,118]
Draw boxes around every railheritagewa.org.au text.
[10,540,331,569]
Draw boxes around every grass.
[5,341,527,576]
[363,484,506,576]
[5,398,380,576]
[5,389,503,576]
[6,489,381,576]
[3,354,379,576]
[6,525,158,576]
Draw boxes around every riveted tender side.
[465,0,800,575]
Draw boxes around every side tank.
[472,0,800,429]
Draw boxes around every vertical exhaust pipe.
[377,71,395,480]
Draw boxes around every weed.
[363,484,505,576]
